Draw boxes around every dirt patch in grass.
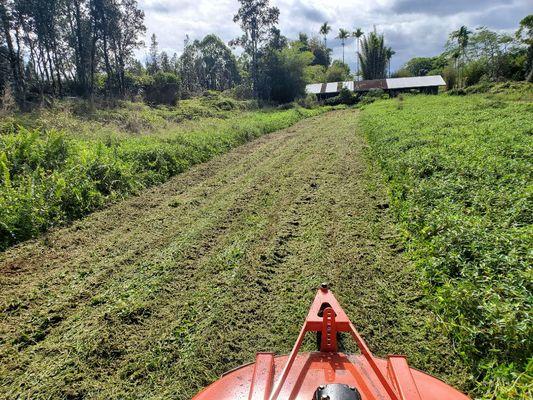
[0,110,469,399]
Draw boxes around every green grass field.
[0,95,326,250]
[360,89,533,398]
[0,86,531,399]
[1,110,470,399]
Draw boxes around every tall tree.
[0,1,25,107]
[160,51,171,72]
[516,15,533,82]
[337,28,350,64]
[268,26,287,51]
[450,25,472,86]
[147,33,159,75]
[111,0,145,95]
[258,39,312,102]
[308,36,330,67]
[179,34,240,95]
[359,30,388,80]
[0,0,145,103]
[352,28,364,80]
[386,47,395,77]
[179,39,202,95]
[0,28,10,97]
[319,22,331,48]
[66,0,91,96]
[232,0,279,98]
[198,34,240,91]
[297,32,308,49]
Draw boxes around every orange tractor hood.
[193,285,469,400]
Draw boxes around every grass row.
[360,90,532,398]
[0,99,326,250]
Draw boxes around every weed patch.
[0,101,325,250]
[360,93,532,398]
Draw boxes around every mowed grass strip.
[360,92,533,399]
[0,102,326,250]
[1,110,468,399]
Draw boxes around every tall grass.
[360,91,532,398]
[0,104,325,250]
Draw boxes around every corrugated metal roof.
[305,75,446,95]
[305,81,354,94]
[325,82,339,93]
[306,83,323,94]
[386,75,446,89]
[354,79,387,91]
[342,81,354,91]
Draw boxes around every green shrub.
[297,93,318,109]
[464,60,488,87]
[443,66,457,90]
[360,93,532,398]
[143,72,181,106]
[0,106,327,250]
[337,88,357,105]
[358,89,387,105]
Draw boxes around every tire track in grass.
[0,120,314,342]
[0,111,469,399]
[0,115,324,398]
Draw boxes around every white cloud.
[137,0,530,71]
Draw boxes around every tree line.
[0,0,145,107]
[395,16,533,88]
[1,0,531,110]
[318,23,393,81]
[0,0,392,108]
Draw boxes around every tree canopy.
[359,31,388,80]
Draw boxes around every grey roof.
[306,83,323,94]
[342,81,354,91]
[325,82,340,93]
[386,75,446,89]
[305,75,446,95]
[305,81,352,95]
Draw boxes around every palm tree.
[352,28,364,80]
[450,25,472,87]
[386,47,396,77]
[359,30,388,80]
[319,22,332,48]
[337,28,350,64]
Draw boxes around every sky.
[137,0,531,72]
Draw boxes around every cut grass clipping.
[0,101,325,250]
[360,91,532,399]
[0,110,468,399]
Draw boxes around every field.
[360,89,532,398]
[0,94,326,250]
[0,110,469,399]
[0,86,532,399]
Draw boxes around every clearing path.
[0,110,468,399]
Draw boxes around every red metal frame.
[193,284,470,400]
[268,285,409,400]
[248,353,275,400]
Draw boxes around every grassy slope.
[360,91,532,399]
[0,111,468,398]
[0,96,326,250]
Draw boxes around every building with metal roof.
[306,75,446,98]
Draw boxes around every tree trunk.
[0,3,25,108]
[526,45,533,83]
[70,0,88,96]
[102,33,113,96]
[52,40,63,96]
[38,42,51,84]
[356,40,359,81]
[251,27,258,98]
